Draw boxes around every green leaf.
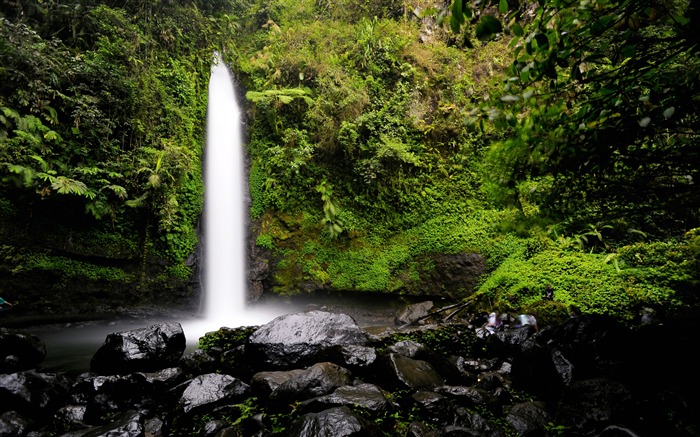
[476,15,503,40]
[534,33,549,51]
[52,176,89,196]
[511,22,524,36]
[621,44,636,58]
[499,0,508,14]
[451,0,464,25]
[449,15,461,33]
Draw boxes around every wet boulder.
[267,362,352,410]
[381,353,444,391]
[394,301,433,326]
[505,401,551,436]
[177,373,249,415]
[319,344,378,377]
[534,315,632,381]
[287,406,383,437]
[556,377,634,434]
[90,322,186,375]
[411,390,451,425]
[248,311,368,369]
[435,385,502,415]
[451,407,508,436]
[298,383,393,415]
[59,410,145,437]
[250,369,305,400]
[53,404,88,434]
[388,340,467,386]
[136,367,186,391]
[0,371,71,421]
[485,324,537,357]
[70,373,151,423]
[178,349,218,377]
[0,328,46,373]
[0,411,31,437]
[510,338,563,401]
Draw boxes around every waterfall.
[181,54,289,342]
[202,54,247,322]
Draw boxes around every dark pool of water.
[12,292,441,375]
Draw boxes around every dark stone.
[395,301,434,326]
[53,405,88,434]
[90,323,186,375]
[70,373,150,423]
[321,344,378,377]
[405,421,441,437]
[439,425,482,436]
[178,349,218,377]
[144,416,165,437]
[472,371,505,391]
[387,339,468,385]
[0,328,46,374]
[0,411,31,437]
[510,338,563,401]
[286,406,383,437]
[298,383,392,414]
[0,371,71,420]
[452,408,507,437]
[534,315,632,381]
[411,390,451,425]
[248,311,368,369]
[382,353,444,390]
[250,369,305,400]
[267,362,352,410]
[61,410,144,437]
[220,345,256,380]
[556,377,633,434]
[485,325,537,357]
[505,401,551,437]
[387,340,425,358]
[434,386,501,414]
[595,425,645,436]
[177,373,249,414]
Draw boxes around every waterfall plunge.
[202,55,247,322]
[182,55,287,342]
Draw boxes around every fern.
[51,176,92,197]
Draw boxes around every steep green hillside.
[1,0,697,322]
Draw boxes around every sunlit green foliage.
[1,0,696,320]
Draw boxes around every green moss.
[163,263,193,281]
[372,324,480,359]
[472,246,690,323]
[198,326,258,353]
[23,253,133,283]
[255,233,274,250]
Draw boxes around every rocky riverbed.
[1,304,699,436]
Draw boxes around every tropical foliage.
[0,0,697,319]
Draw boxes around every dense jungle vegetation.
[0,0,698,323]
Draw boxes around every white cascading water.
[182,54,287,342]
[202,54,247,323]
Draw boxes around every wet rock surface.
[0,308,698,436]
[89,322,186,375]
[0,328,46,373]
